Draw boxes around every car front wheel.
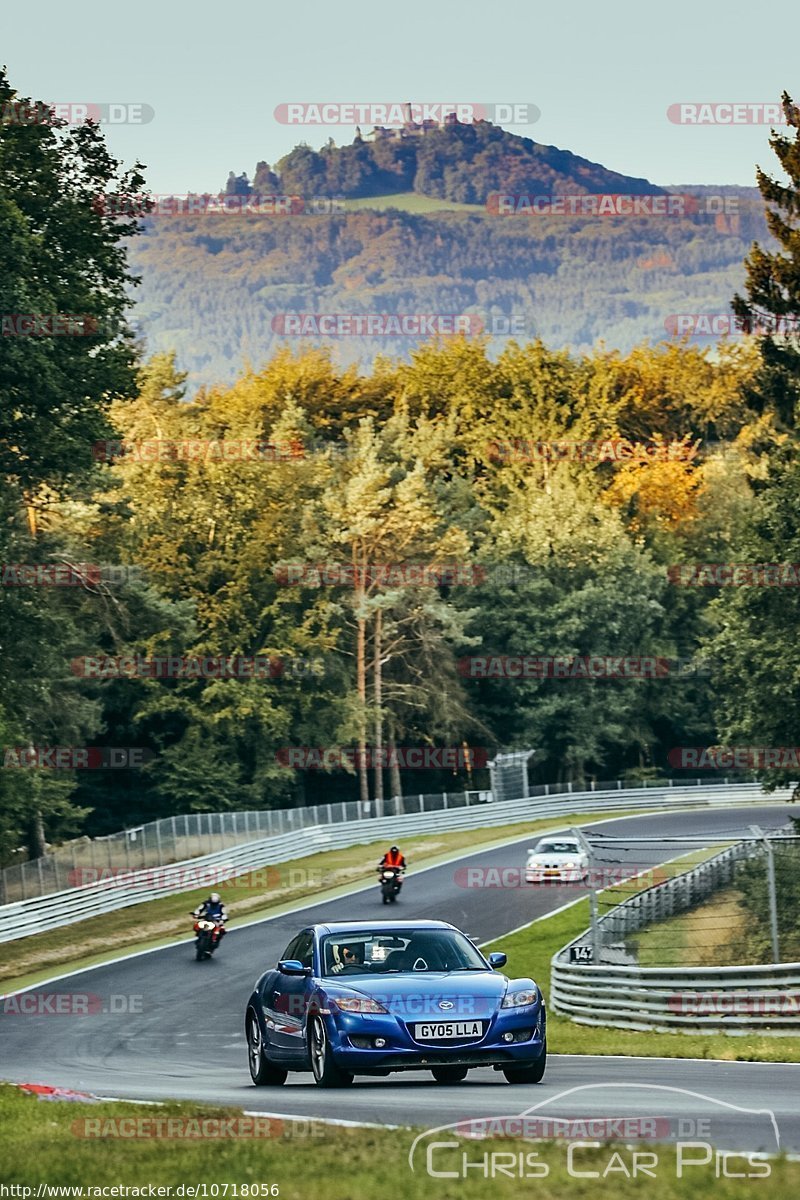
[502,1039,546,1084]
[309,1015,353,1088]
[431,1066,468,1084]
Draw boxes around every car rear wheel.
[431,1066,468,1084]
[502,1039,546,1084]
[247,1012,287,1086]
[309,1015,353,1088]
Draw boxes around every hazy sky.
[4,0,797,194]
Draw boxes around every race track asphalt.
[2,804,799,1153]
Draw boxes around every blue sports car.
[245,920,546,1087]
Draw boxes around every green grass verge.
[484,864,800,1062]
[0,808,648,992]
[634,886,750,968]
[0,1084,795,1198]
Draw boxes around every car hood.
[326,971,508,1019]
[528,852,583,866]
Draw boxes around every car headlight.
[561,861,576,869]
[501,986,539,1008]
[331,996,388,1014]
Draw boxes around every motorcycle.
[191,911,226,960]
[378,866,404,904]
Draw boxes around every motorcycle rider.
[377,845,406,890]
[192,891,227,947]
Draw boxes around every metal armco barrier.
[551,832,800,1033]
[0,781,787,944]
[0,774,774,905]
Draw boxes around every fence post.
[589,890,601,963]
[750,824,780,963]
[442,793,448,809]
[155,821,164,867]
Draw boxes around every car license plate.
[413,1021,483,1040]
[544,869,559,876]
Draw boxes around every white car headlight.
[332,996,388,1014]
[501,986,539,1008]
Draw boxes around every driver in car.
[330,942,366,974]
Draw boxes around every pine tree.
[732,93,800,429]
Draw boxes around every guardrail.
[551,833,800,1033]
[0,773,768,905]
[0,781,788,944]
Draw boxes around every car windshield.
[534,841,580,854]
[320,929,487,976]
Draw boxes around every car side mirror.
[488,952,507,969]
[278,959,311,976]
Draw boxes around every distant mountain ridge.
[128,195,770,391]
[225,121,666,206]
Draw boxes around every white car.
[525,837,589,883]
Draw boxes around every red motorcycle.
[191,912,226,960]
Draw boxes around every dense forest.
[128,199,769,390]
[2,70,800,866]
[123,124,771,391]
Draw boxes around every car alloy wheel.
[309,1015,353,1088]
[247,1012,287,1086]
